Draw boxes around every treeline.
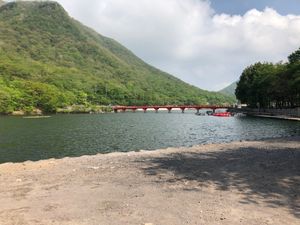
[235,48,300,108]
[0,73,233,114]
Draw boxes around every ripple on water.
[0,113,299,163]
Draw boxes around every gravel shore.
[0,137,299,225]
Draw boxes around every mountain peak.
[0,1,67,19]
[0,1,78,38]
[0,1,63,9]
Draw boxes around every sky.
[210,0,300,15]
[54,0,300,91]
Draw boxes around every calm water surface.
[0,112,299,163]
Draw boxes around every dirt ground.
[0,137,299,225]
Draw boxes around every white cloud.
[56,0,300,91]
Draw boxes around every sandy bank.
[0,137,299,225]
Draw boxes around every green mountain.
[219,82,237,97]
[0,1,234,114]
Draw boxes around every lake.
[0,112,299,163]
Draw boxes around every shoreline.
[250,114,300,121]
[0,135,298,165]
[0,137,299,224]
[230,107,300,121]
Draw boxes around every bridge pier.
[114,109,118,113]
[121,109,126,113]
[180,107,186,113]
[167,107,172,113]
[196,108,200,114]
[143,108,147,113]
[154,107,159,113]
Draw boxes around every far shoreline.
[1,110,300,122]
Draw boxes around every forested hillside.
[236,49,300,108]
[0,1,234,114]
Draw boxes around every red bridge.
[112,105,229,113]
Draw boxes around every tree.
[0,90,13,113]
[288,48,300,64]
[236,47,300,108]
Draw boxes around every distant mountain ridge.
[0,1,234,113]
[219,82,237,97]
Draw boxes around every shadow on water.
[138,139,300,217]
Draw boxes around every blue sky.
[210,0,300,15]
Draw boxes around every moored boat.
[213,112,232,117]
